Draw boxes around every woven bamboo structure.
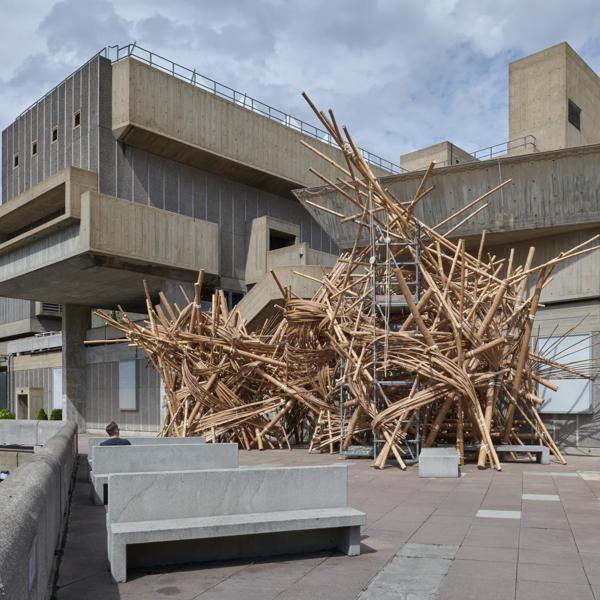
[98,96,598,470]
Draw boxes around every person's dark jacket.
[99,437,131,446]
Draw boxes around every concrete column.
[62,304,90,431]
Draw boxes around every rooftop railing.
[434,136,537,168]
[104,43,405,174]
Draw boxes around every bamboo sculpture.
[98,95,599,471]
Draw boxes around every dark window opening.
[73,111,81,128]
[568,99,581,131]
[31,141,37,156]
[51,126,58,142]
[13,154,18,168]
[269,229,296,251]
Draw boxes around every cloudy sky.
[1,0,600,164]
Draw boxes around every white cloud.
[1,0,600,170]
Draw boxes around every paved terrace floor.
[55,437,600,600]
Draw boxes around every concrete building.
[1,41,599,450]
[0,44,397,433]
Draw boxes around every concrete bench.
[91,443,237,505]
[87,436,205,469]
[496,445,550,465]
[419,447,459,478]
[106,464,365,582]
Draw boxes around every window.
[537,334,592,414]
[13,154,18,168]
[51,126,58,142]
[118,360,137,411]
[31,141,37,156]
[52,368,63,411]
[568,99,581,131]
[73,111,81,128]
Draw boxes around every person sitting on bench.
[100,421,131,446]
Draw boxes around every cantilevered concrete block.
[419,447,459,478]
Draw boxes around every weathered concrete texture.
[295,143,600,250]
[107,464,365,581]
[111,58,390,197]
[90,443,237,505]
[0,185,220,307]
[237,265,332,328]
[359,543,458,599]
[510,42,600,153]
[401,141,475,172]
[497,445,550,465]
[0,447,33,470]
[62,304,89,431]
[0,420,64,447]
[87,435,206,456]
[0,421,77,600]
[2,55,103,204]
[419,448,459,478]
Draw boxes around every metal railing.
[104,44,404,173]
[434,136,537,168]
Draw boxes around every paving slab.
[477,509,521,519]
[53,439,600,599]
[521,493,560,501]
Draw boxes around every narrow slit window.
[73,111,81,128]
[568,99,581,131]
[118,360,137,411]
[51,126,58,142]
[13,154,18,168]
[31,141,37,156]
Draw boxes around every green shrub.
[50,409,62,421]
[36,408,48,420]
[0,409,15,419]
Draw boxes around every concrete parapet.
[0,421,77,600]
[0,420,65,448]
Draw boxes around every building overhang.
[111,58,390,197]
[0,168,219,308]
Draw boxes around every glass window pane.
[119,360,137,411]
[537,334,592,414]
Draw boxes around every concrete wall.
[2,57,336,288]
[509,42,600,153]
[486,229,600,303]
[85,343,161,433]
[111,58,389,196]
[400,141,475,171]
[565,44,600,149]
[0,421,77,600]
[2,56,104,203]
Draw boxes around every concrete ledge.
[90,443,237,505]
[419,447,459,478]
[0,421,77,600]
[0,420,65,448]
